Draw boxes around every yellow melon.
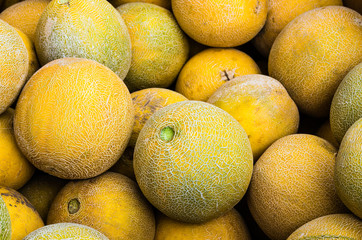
[110,0,170,9]
[14,58,134,179]
[175,48,261,101]
[334,117,362,219]
[247,134,347,240]
[24,222,109,240]
[171,0,267,47]
[330,62,362,143]
[253,0,342,56]
[287,214,362,239]
[0,19,29,115]
[116,3,189,91]
[0,108,35,190]
[47,172,155,240]
[134,101,253,223]
[316,119,339,149]
[35,0,131,79]
[0,0,49,42]
[207,74,299,160]
[0,186,44,240]
[268,6,362,117]
[155,208,251,240]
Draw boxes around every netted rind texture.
[14,58,134,179]
[35,0,131,79]
[134,100,253,223]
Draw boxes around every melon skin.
[35,0,132,79]
[330,62,362,143]
[134,100,253,223]
[334,117,362,219]
[14,57,134,180]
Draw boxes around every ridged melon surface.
[14,58,134,179]
[269,6,362,117]
[330,62,362,143]
[0,19,28,115]
[134,101,253,223]
[35,0,131,79]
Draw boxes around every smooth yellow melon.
[117,3,189,92]
[24,222,109,240]
[14,58,134,179]
[155,208,251,240]
[171,0,267,47]
[268,6,362,117]
[175,48,261,101]
[0,0,49,42]
[0,186,44,240]
[0,19,28,115]
[287,214,362,239]
[334,117,362,219]
[47,172,155,240]
[35,0,131,79]
[330,62,362,143]
[207,74,299,160]
[134,101,253,223]
[253,0,342,56]
[247,134,347,240]
[0,108,35,190]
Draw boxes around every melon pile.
[0,0,361,239]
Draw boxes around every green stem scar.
[68,198,80,214]
[160,126,175,142]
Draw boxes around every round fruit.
[129,88,188,147]
[0,186,44,240]
[35,0,131,79]
[47,172,155,240]
[0,195,11,240]
[247,134,347,240]
[24,222,109,240]
[253,0,342,56]
[316,120,339,149]
[175,48,261,101]
[134,101,253,223]
[154,208,251,240]
[19,171,67,221]
[117,3,189,92]
[334,117,362,219]
[0,108,34,190]
[268,6,362,117]
[0,0,49,42]
[0,19,28,114]
[287,214,362,239]
[171,0,267,47]
[111,0,170,8]
[207,74,299,160]
[14,58,134,179]
[330,62,362,143]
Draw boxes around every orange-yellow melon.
[0,19,29,115]
[0,186,44,240]
[175,48,261,101]
[47,172,155,240]
[171,0,267,47]
[117,3,189,92]
[154,208,251,240]
[35,0,131,79]
[334,117,362,219]
[24,222,109,240]
[0,0,49,42]
[247,134,347,240]
[0,108,35,190]
[134,101,253,223]
[330,62,362,143]
[287,214,362,239]
[14,58,134,179]
[110,0,170,9]
[253,0,342,56]
[207,74,299,160]
[268,6,362,117]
